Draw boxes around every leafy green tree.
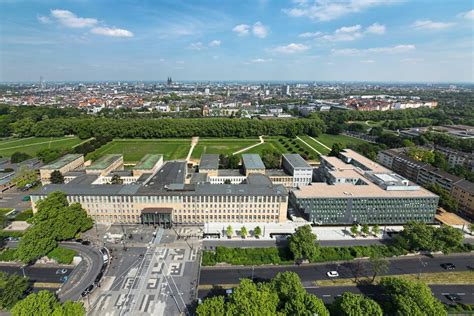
[329,143,343,157]
[469,223,474,235]
[227,279,279,315]
[226,225,233,238]
[49,170,64,184]
[398,221,434,252]
[0,272,29,310]
[260,148,281,169]
[240,226,247,239]
[426,184,458,212]
[380,277,447,316]
[372,224,380,236]
[432,225,464,254]
[36,149,63,164]
[361,224,370,236]
[432,151,448,170]
[110,174,123,184]
[196,296,226,316]
[10,152,32,164]
[288,225,319,261]
[253,226,262,238]
[331,292,383,316]
[369,255,390,283]
[11,290,85,316]
[224,179,231,184]
[350,224,359,237]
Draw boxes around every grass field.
[0,137,84,157]
[191,138,260,159]
[314,133,369,148]
[86,139,191,162]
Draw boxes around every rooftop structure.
[133,154,163,170]
[242,154,265,170]
[282,153,311,169]
[86,154,123,171]
[40,154,83,170]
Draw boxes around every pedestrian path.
[296,136,322,156]
[232,135,264,155]
[308,136,330,150]
[186,137,199,162]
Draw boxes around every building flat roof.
[41,154,83,170]
[283,153,311,169]
[199,154,219,170]
[138,161,186,193]
[340,149,389,173]
[217,169,244,177]
[242,154,265,170]
[454,179,474,193]
[133,154,163,170]
[265,169,290,177]
[86,154,122,170]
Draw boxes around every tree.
[240,226,247,239]
[469,223,474,236]
[369,255,389,283]
[361,224,370,236]
[110,174,123,184]
[350,224,359,237]
[49,170,64,184]
[253,226,262,238]
[372,224,380,236]
[432,224,464,254]
[223,179,231,184]
[226,279,279,315]
[261,148,280,169]
[331,292,383,316]
[380,277,447,316]
[196,296,226,316]
[10,152,31,164]
[0,272,29,310]
[329,143,343,157]
[11,290,85,316]
[226,225,233,238]
[288,225,319,261]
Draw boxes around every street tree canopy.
[11,290,85,316]
[288,225,319,261]
[0,272,29,310]
[331,292,383,316]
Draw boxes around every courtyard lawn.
[191,138,260,159]
[298,136,331,155]
[86,139,191,162]
[0,137,84,158]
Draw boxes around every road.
[198,284,474,305]
[57,242,104,302]
[199,253,474,286]
[203,237,474,249]
[0,265,72,283]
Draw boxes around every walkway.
[232,135,264,155]
[308,136,330,150]
[186,136,199,162]
[296,136,322,156]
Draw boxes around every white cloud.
[50,9,97,28]
[332,44,415,56]
[360,59,375,63]
[298,32,322,38]
[460,9,474,20]
[233,24,250,36]
[209,40,221,47]
[401,57,424,64]
[271,43,310,54]
[412,20,454,30]
[366,22,385,34]
[37,15,51,24]
[313,23,385,42]
[283,0,398,22]
[91,27,133,37]
[188,42,205,50]
[250,58,273,63]
[252,21,269,38]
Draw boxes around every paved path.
[232,136,264,155]
[0,137,79,151]
[296,136,322,156]
[308,136,331,150]
[186,137,199,162]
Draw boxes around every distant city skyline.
[1,0,473,83]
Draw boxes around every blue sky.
[0,0,473,82]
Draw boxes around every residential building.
[451,180,474,219]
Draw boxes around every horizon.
[1,1,473,83]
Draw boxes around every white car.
[326,271,339,278]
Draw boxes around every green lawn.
[314,133,368,148]
[86,139,191,162]
[191,138,260,159]
[0,137,84,157]
[298,136,331,155]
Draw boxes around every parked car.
[22,195,30,201]
[81,285,94,297]
[81,240,91,246]
[440,263,456,270]
[55,269,68,275]
[75,238,83,243]
[326,271,339,278]
[445,294,461,302]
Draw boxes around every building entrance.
[141,207,172,228]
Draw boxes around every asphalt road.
[203,237,474,249]
[0,265,72,283]
[199,253,474,285]
[198,284,474,305]
[57,242,104,302]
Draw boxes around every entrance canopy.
[141,207,172,214]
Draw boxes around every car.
[295,259,303,265]
[56,269,68,275]
[22,196,30,201]
[81,285,94,297]
[445,294,461,302]
[326,271,339,278]
[440,263,456,270]
[60,276,69,283]
[138,253,144,258]
[75,238,83,243]
[81,240,91,246]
